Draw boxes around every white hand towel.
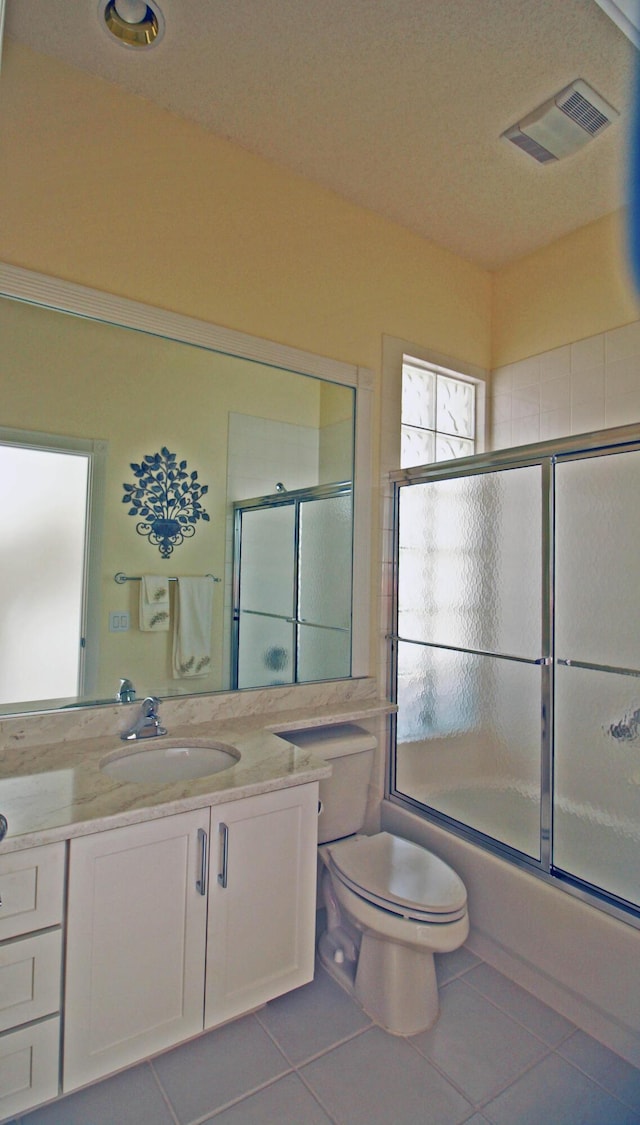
[172,577,214,678]
[139,575,170,632]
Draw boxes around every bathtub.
[381,797,640,1067]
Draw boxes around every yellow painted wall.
[0,42,491,375]
[0,40,492,690]
[491,210,640,368]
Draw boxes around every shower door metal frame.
[387,422,640,929]
[231,480,353,689]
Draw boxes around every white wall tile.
[571,334,605,372]
[492,366,513,394]
[510,356,541,388]
[571,367,605,407]
[512,415,540,445]
[604,356,640,399]
[511,384,540,420]
[605,389,640,428]
[489,321,640,454]
[540,345,571,380]
[540,409,571,441]
[491,421,512,449]
[571,400,605,435]
[605,320,640,363]
[540,378,570,413]
[492,393,512,424]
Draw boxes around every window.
[401,358,477,467]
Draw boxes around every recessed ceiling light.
[99,0,165,49]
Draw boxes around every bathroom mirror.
[0,264,371,716]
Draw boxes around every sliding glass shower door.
[232,484,352,689]
[391,429,640,920]
[393,462,547,860]
[555,448,640,910]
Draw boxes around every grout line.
[460,973,579,1049]
[183,1070,298,1123]
[472,1047,558,1114]
[293,1068,344,1125]
[148,1059,181,1125]
[550,1050,640,1118]
[254,1005,375,1069]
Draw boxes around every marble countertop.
[0,696,392,852]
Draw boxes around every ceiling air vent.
[502,79,619,163]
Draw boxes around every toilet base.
[318,925,440,1036]
[354,931,439,1036]
[318,927,357,991]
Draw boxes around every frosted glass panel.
[554,664,640,907]
[556,449,640,669]
[298,623,351,682]
[395,641,541,858]
[237,614,295,689]
[397,466,542,657]
[238,505,295,618]
[0,444,89,705]
[299,494,352,631]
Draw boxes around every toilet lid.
[328,832,467,923]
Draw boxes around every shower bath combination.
[232,481,353,690]
[389,423,640,924]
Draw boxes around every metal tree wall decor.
[123,447,210,557]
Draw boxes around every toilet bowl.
[319,831,468,1035]
[278,724,469,1036]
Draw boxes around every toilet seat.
[327,832,467,924]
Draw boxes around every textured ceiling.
[5,0,636,269]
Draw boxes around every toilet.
[284,723,469,1036]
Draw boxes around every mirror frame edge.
[0,261,373,707]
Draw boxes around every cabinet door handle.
[196,827,208,896]
[218,822,229,888]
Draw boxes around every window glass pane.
[401,425,435,468]
[436,373,475,439]
[435,434,475,462]
[402,364,435,429]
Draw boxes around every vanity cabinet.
[0,842,65,1119]
[63,782,318,1092]
[205,783,318,1027]
[63,808,209,1092]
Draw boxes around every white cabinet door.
[64,808,209,1091]
[205,782,318,1028]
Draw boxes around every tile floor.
[14,946,640,1125]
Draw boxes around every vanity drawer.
[0,842,65,941]
[0,929,62,1032]
[0,1015,60,1119]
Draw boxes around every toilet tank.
[281,724,377,844]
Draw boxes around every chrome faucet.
[120,696,167,741]
[116,677,136,703]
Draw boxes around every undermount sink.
[100,741,240,785]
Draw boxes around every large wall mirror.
[0,264,372,717]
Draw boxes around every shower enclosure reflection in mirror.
[0,262,373,717]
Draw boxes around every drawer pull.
[0,814,7,842]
